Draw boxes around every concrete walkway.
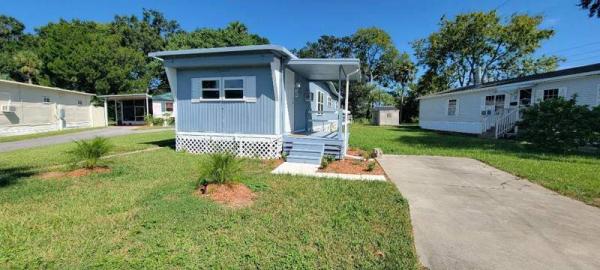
[272,162,386,181]
[379,155,600,270]
[0,127,173,153]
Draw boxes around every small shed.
[371,106,399,126]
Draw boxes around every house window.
[519,89,532,106]
[494,95,505,112]
[223,78,244,99]
[165,102,173,112]
[327,96,332,108]
[77,100,83,105]
[485,95,495,106]
[447,99,457,116]
[201,79,220,99]
[386,112,392,118]
[543,89,559,100]
[43,96,51,103]
[317,91,324,114]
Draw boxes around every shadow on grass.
[0,166,36,187]
[394,127,600,163]
[144,138,176,150]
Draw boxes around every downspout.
[344,68,360,155]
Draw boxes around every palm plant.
[68,137,113,169]
[198,151,240,193]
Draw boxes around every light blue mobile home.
[149,45,360,163]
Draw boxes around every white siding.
[0,81,104,136]
[418,74,600,134]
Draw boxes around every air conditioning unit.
[1,105,16,113]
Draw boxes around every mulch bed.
[196,183,256,208]
[318,158,385,175]
[38,166,111,180]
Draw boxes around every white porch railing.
[494,109,518,139]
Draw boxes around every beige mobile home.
[0,80,107,136]
[418,63,600,138]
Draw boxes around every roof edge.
[0,79,95,96]
[149,45,298,60]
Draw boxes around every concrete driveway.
[0,127,173,153]
[379,155,600,270]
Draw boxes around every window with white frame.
[77,100,83,105]
[201,79,220,99]
[317,91,324,114]
[223,78,244,99]
[43,96,51,103]
[166,102,173,112]
[447,99,457,116]
[543,89,559,100]
[327,96,332,108]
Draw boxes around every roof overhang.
[149,45,297,60]
[98,93,151,101]
[287,58,361,81]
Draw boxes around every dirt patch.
[197,183,256,208]
[347,147,367,158]
[67,167,111,177]
[38,166,111,179]
[319,158,385,175]
[592,198,600,207]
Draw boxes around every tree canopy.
[413,11,561,92]
[580,0,600,17]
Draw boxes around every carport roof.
[97,93,150,100]
[287,59,361,81]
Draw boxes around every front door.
[484,94,506,115]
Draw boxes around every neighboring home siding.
[419,74,600,134]
[176,66,276,135]
[419,90,493,134]
[531,76,600,106]
[0,80,103,136]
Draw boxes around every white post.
[103,98,108,127]
[114,99,118,125]
[344,69,360,156]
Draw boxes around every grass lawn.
[0,132,418,268]
[351,123,600,207]
[0,127,104,143]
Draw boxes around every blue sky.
[1,0,599,69]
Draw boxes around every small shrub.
[519,96,594,152]
[361,150,371,160]
[198,152,241,193]
[68,137,113,169]
[152,117,164,126]
[281,152,288,162]
[167,117,175,126]
[320,155,335,169]
[366,160,377,172]
[144,115,154,126]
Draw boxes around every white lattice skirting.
[176,134,283,159]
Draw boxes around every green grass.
[0,127,104,143]
[0,132,418,269]
[350,123,600,207]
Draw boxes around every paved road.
[379,155,600,270]
[0,127,173,153]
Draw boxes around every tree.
[294,35,353,58]
[13,50,41,84]
[413,11,561,90]
[36,20,146,94]
[166,21,268,50]
[0,15,26,79]
[384,52,416,123]
[352,28,398,83]
[580,0,600,17]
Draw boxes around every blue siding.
[177,66,276,134]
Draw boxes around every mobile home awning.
[287,59,361,81]
[97,93,151,101]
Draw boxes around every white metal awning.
[98,93,151,101]
[287,59,361,81]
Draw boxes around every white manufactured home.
[419,63,600,137]
[0,79,107,136]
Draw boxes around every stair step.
[287,155,322,164]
